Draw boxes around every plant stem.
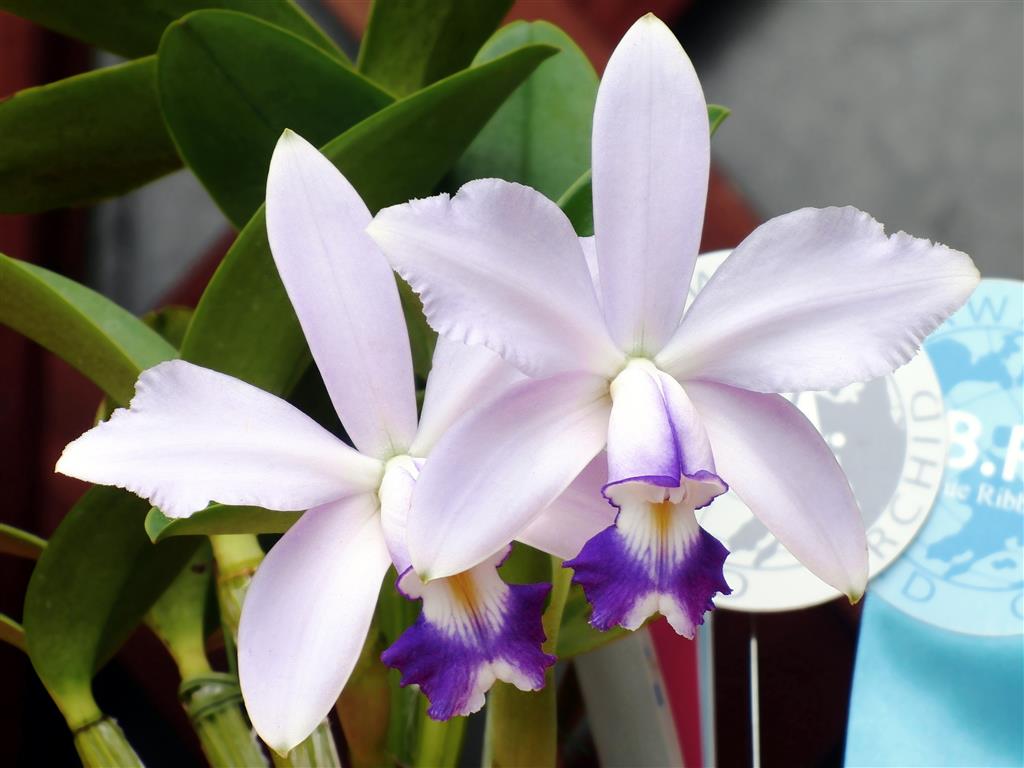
[336,621,391,768]
[270,720,341,768]
[209,534,265,640]
[484,557,572,768]
[73,717,143,768]
[181,672,268,767]
[415,703,466,768]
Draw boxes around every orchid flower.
[56,131,613,752]
[366,14,980,636]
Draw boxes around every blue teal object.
[846,279,1023,766]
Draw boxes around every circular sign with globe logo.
[872,279,1023,636]
[690,250,948,612]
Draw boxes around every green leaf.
[452,20,597,200]
[158,10,392,227]
[0,522,46,560]
[0,58,180,214]
[358,0,513,97]
[181,43,558,392]
[0,614,26,653]
[0,254,176,406]
[556,104,732,237]
[556,582,627,658]
[144,541,215,680]
[146,505,300,543]
[0,0,341,60]
[23,487,199,727]
[141,305,194,349]
[556,169,595,238]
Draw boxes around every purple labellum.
[566,479,731,637]
[381,550,555,720]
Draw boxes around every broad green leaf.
[144,541,215,680]
[0,0,341,60]
[142,305,194,349]
[181,43,557,392]
[557,169,595,238]
[146,505,300,543]
[0,58,180,214]
[452,20,597,200]
[0,522,46,560]
[158,10,392,227]
[0,254,176,406]
[556,582,627,658]
[0,614,25,653]
[557,104,732,237]
[358,0,513,97]
[23,486,199,726]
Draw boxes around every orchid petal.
[369,179,623,378]
[592,14,710,354]
[409,372,611,580]
[56,360,381,518]
[267,130,418,458]
[517,454,616,560]
[383,549,554,720]
[412,338,525,456]
[686,380,869,600]
[239,494,390,754]
[657,207,980,392]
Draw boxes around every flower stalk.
[73,717,143,768]
[180,673,268,767]
[483,556,572,768]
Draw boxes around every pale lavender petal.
[267,130,418,458]
[686,380,869,600]
[657,207,980,392]
[592,14,710,354]
[369,179,624,378]
[408,372,611,580]
[238,494,391,753]
[56,360,382,518]
[518,453,616,560]
[412,338,525,457]
[382,548,554,720]
[566,482,730,637]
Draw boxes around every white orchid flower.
[56,132,613,753]
[367,14,980,636]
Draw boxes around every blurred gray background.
[681,0,1023,280]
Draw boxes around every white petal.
[657,207,980,392]
[592,14,710,354]
[686,380,868,600]
[409,372,611,579]
[239,495,391,753]
[411,337,525,456]
[369,179,623,378]
[56,360,381,518]
[267,130,418,458]
[517,453,615,560]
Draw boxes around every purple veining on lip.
[381,571,554,720]
[565,512,731,637]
